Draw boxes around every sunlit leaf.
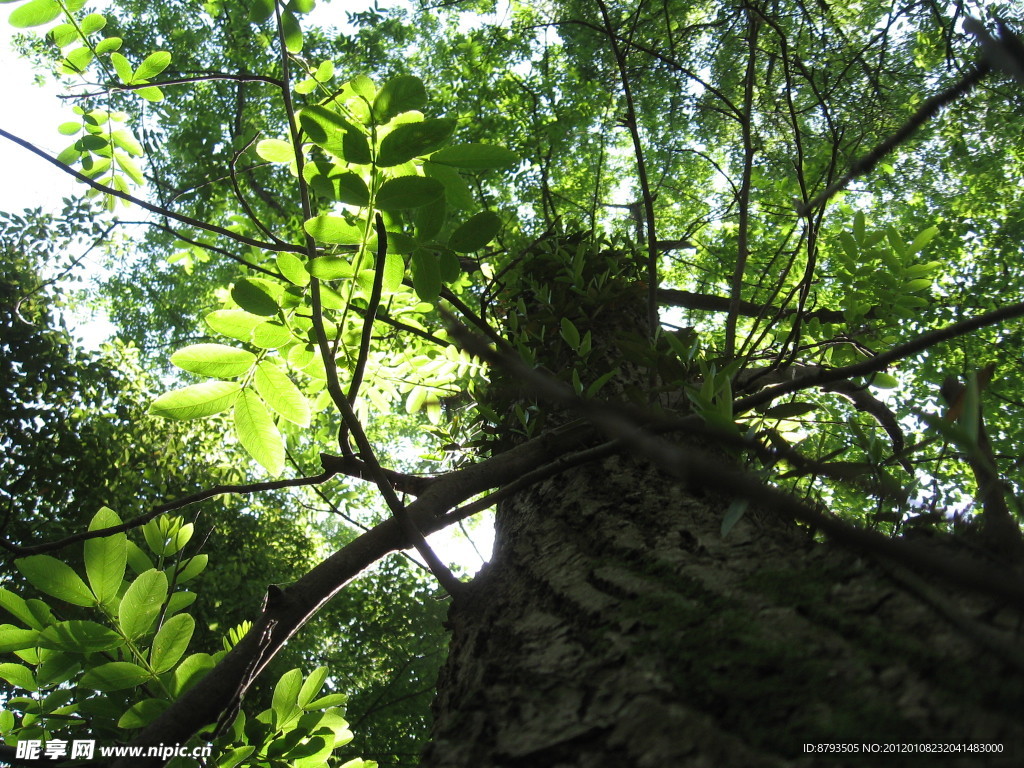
[281,8,303,53]
[9,0,61,28]
[150,613,195,673]
[255,360,311,427]
[206,309,266,342]
[304,215,365,245]
[148,381,241,420]
[256,139,295,164]
[17,556,94,607]
[171,344,256,378]
[84,507,126,605]
[234,389,285,475]
[134,51,171,80]
[119,569,167,639]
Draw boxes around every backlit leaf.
[256,139,295,164]
[150,613,194,673]
[134,51,171,80]
[234,390,285,474]
[9,0,61,28]
[304,215,365,245]
[148,381,241,419]
[255,360,311,427]
[118,569,167,639]
[16,556,94,607]
[171,344,256,378]
[84,507,126,605]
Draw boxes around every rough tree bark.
[423,450,1024,767]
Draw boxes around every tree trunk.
[423,450,1024,767]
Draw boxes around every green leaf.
[172,652,215,696]
[119,569,167,639]
[276,252,310,286]
[149,381,241,420]
[907,225,939,255]
[247,0,275,22]
[0,626,39,654]
[871,372,899,389]
[38,620,123,652]
[171,344,256,378]
[255,361,311,427]
[304,215,365,245]
[136,85,164,102]
[252,322,292,349]
[904,278,932,292]
[272,668,303,728]
[232,278,280,316]
[373,75,427,123]
[49,23,77,47]
[335,172,371,206]
[234,389,285,474]
[377,118,456,167]
[281,8,303,52]
[61,46,94,74]
[0,663,36,692]
[9,0,61,28]
[0,588,45,629]
[411,250,442,302]
[762,402,818,419]
[79,12,106,33]
[383,252,404,293]
[298,666,329,708]
[95,36,122,54]
[80,661,152,691]
[206,309,266,342]
[306,255,354,280]
[110,52,134,83]
[424,161,474,209]
[150,613,195,673]
[560,317,581,350]
[721,499,748,537]
[17,556,95,607]
[84,507,126,605]
[110,129,143,156]
[256,138,295,164]
[118,698,171,729]
[173,554,209,584]
[135,51,171,80]
[376,176,444,210]
[429,143,519,170]
[448,210,501,252]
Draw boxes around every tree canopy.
[3,0,1024,765]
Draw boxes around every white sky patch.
[0,25,81,213]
